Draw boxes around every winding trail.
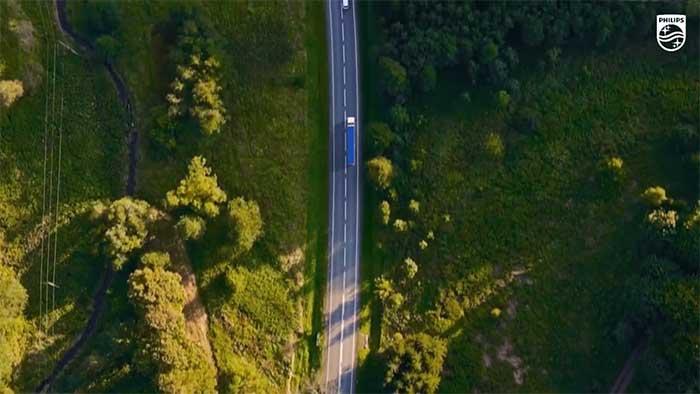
[35,0,140,391]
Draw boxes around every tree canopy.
[165,156,227,218]
[384,333,447,394]
[227,197,263,252]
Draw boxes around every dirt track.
[35,1,140,391]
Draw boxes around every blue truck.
[346,116,356,166]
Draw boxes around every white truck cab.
[342,0,350,10]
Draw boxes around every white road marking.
[350,5,361,393]
[338,259,346,394]
[342,25,345,42]
[343,88,346,107]
[342,44,346,63]
[344,176,347,198]
[325,2,336,391]
[343,66,346,85]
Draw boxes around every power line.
[51,46,65,343]
[45,40,58,344]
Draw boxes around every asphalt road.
[324,1,361,393]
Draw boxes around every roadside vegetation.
[359,1,698,393]
[1,0,327,392]
[22,1,328,392]
[0,0,125,391]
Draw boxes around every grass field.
[0,1,126,391]
[357,2,699,391]
[53,1,329,391]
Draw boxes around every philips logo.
[657,14,686,52]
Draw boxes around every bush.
[227,197,263,252]
[95,197,158,270]
[176,215,206,241]
[484,132,505,159]
[165,156,227,218]
[380,201,391,225]
[379,57,410,102]
[140,252,171,269]
[368,122,397,155]
[383,333,447,394]
[367,156,394,190]
[0,80,23,108]
[641,186,668,207]
[419,65,437,93]
[389,104,410,132]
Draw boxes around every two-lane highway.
[324,1,361,393]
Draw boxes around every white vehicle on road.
[343,0,350,10]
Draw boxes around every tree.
[379,56,409,101]
[389,104,410,132]
[369,122,397,154]
[496,90,510,109]
[128,266,186,314]
[367,156,394,190]
[128,264,217,393]
[166,28,227,136]
[393,219,408,232]
[380,201,391,225]
[0,265,27,390]
[176,215,206,241]
[95,197,157,270]
[418,65,437,93]
[404,257,418,279]
[641,186,668,206]
[191,71,226,135]
[646,208,678,240]
[140,252,171,269]
[165,156,227,217]
[384,333,447,394]
[0,80,23,108]
[409,200,420,214]
[227,197,263,252]
[484,132,504,159]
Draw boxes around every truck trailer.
[346,116,355,166]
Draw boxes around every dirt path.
[162,234,214,363]
[609,335,650,394]
[36,1,141,391]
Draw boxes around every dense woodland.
[361,1,699,393]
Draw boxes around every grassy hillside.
[0,0,125,391]
[358,1,699,392]
[56,1,328,392]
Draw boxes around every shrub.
[484,132,505,159]
[641,186,668,207]
[367,156,394,190]
[646,208,678,240]
[0,80,23,108]
[96,198,157,270]
[380,201,391,225]
[165,156,227,217]
[409,199,420,214]
[389,104,410,132]
[419,65,437,93]
[140,252,171,269]
[496,90,510,109]
[383,333,447,394]
[175,215,206,241]
[227,197,263,252]
[404,257,418,279]
[379,56,410,102]
[368,122,397,155]
[393,219,408,232]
